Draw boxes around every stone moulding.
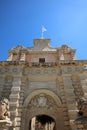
[23,89,62,108]
[0,60,87,67]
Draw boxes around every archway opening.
[29,114,56,130]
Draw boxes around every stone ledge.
[0,60,87,67]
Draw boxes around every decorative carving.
[77,97,87,116]
[11,45,27,51]
[23,68,61,76]
[0,99,10,120]
[37,94,47,107]
[75,97,87,129]
[28,94,57,110]
[29,94,47,108]
[4,68,9,73]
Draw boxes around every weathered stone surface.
[0,39,87,130]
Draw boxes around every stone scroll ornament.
[0,98,10,120]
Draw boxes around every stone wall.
[0,61,87,130]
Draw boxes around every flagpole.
[41,26,47,39]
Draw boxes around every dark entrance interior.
[29,114,56,130]
[39,58,45,63]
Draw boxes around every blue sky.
[0,0,87,60]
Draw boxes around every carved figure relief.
[28,93,58,111]
[77,97,87,116]
[0,98,10,120]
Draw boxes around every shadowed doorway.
[29,114,56,130]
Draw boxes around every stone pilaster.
[0,77,5,99]
[9,77,21,130]
[72,75,84,100]
[17,79,25,130]
[80,77,87,99]
[20,53,26,61]
[63,76,78,130]
[59,77,71,130]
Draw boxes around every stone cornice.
[26,51,57,54]
[0,60,87,67]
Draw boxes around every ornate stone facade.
[0,39,87,130]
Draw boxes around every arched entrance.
[29,114,56,130]
[21,90,64,130]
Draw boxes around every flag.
[42,26,47,33]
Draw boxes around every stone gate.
[0,39,87,130]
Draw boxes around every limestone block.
[68,110,78,119]
[62,100,67,104]
[67,99,76,104]
[70,120,77,130]
[15,117,21,122]
[11,87,20,92]
[64,121,70,126]
[64,116,69,121]
[10,94,20,99]
[16,121,21,126]
[84,93,87,98]
[63,111,69,116]
[78,124,84,129]
[65,85,74,89]
[17,113,22,117]
[20,92,24,97]
[65,93,76,99]
[29,81,56,88]
[10,101,19,107]
[61,95,66,100]
[82,86,87,93]
[14,127,21,130]
[60,92,65,96]
[13,80,21,86]
[18,108,22,113]
[64,126,71,130]
[67,104,77,110]
[62,104,67,107]
[19,96,24,100]
[10,110,18,116]
[62,107,68,112]
[19,100,23,105]
[65,90,75,98]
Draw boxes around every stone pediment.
[10,45,27,52]
[28,46,56,52]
